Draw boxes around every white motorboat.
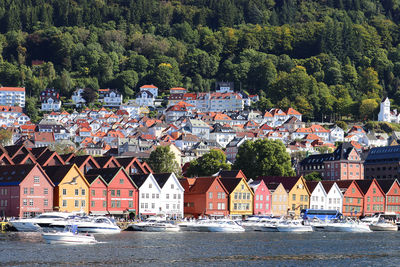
[240,217,281,232]
[369,222,398,232]
[52,216,121,234]
[11,212,74,232]
[42,225,97,244]
[276,220,313,232]
[323,219,372,232]
[189,219,245,232]
[135,221,180,232]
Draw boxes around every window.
[373,188,376,194]
[156,194,159,199]
[151,203,155,209]
[103,201,107,207]
[81,189,85,196]
[367,196,370,202]
[241,185,244,190]
[111,200,116,208]
[234,203,238,210]
[75,200,79,207]
[260,195,263,201]
[292,204,295,210]
[91,190,95,196]
[30,188,34,195]
[117,190,121,197]
[209,203,213,209]
[234,193,238,200]
[129,201,133,208]
[300,195,304,201]
[116,201,121,208]
[120,179,124,184]
[171,184,174,189]
[129,190,133,197]
[23,199,27,206]
[63,200,67,207]
[23,187,28,194]
[149,183,152,188]
[209,192,213,199]
[292,194,296,201]
[103,190,107,197]
[111,190,115,196]
[178,194,181,199]
[166,204,169,209]
[352,188,355,194]
[91,201,95,207]
[259,203,263,209]
[75,189,79,196]
[34,176,40,183]
[256,195,259,201]
[166,194,170,199]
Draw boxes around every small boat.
[137,221,180,232]
[276,220,313,232]
[69,217,121,234]
[369,221,398,232]
[42,225,97,244]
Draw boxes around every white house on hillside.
[72,88,86,107]
[378,97,400,123]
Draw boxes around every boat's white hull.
[77,226,121,234]
[324,224,372,232]
[277,225,313,232]
[205,226,245,232]
[11,221,42,232]
[42,232,97,244]
[369,224,398,232]
[140,225,180,232]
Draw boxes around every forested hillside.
[0,0,400,121]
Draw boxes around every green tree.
[304,171,322,181]
[186,149,231,177]
[0,129,12,145]
[147,146,181,175]
[25,96,40,123]
[359,98,379,121]
[113,70,138,98]
[82,87,98,104]
[233,139,295,179]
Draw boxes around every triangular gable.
[37,151,65,167]
[14,153,37,165]
[33,163,55,188]
[142,162,153,174]
[0,153,14,165]
[232,178,254,196]
[62,164,91,188]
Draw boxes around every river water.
[1,231,400,266]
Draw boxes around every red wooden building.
[85,174,108,215]
[0,164,54,218]
[342,180,364,217]
[181,177,229,218]
[356,179,385,216]
[377,179,400,214]
[86,167,138,217]
[249,179,271,215]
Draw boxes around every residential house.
[209,123,236,148]
[307,181,327,210]
[85,175,108,215]
[99,89,122,107]
[377,179,400,214]
[43,164,90,213]
[187,119,210,140]
[181,177,229,218]
[153,173,185,218]
[71,88,86,107]
[86,167,139,217]
[321,181,343,212]
[0,164,54,218]
[329,125,345,142]
[266,183,288,216]
[341,180,363,217]
[259,176,310,216]
[249,179,271,215]
[356,179,385,216]
[220,178,253,217]
[130,173,162,217]
[0,87,25,107]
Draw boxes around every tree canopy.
[147,146,181,175]
[186,149,231,177]
[0,1,399,121]
[233,139,295,179]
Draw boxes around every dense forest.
[0,0,400,121]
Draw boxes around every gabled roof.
[30,147,50,159]
[60,153,75,163]
[116,157,146,174]
[188,177,228,194]
[67,155,100,169]
[219,178,242,194]
[218,170,247,180]
[355,179,381,195]
[86,167,135,187]
[84,174,107,186]
[94,156,121,168]
[375,179,398,194]
[130,173,151,188]
[305,181,320,194]
[0,164,51,186]
[43,164,83,186]
[321,181,336,193]
[36,150,65,166]
[258,176,303,192]
[153,173,174,188]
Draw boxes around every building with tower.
[378,97,400,123]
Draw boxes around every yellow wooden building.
[261,176,310,217]
[220,178,254,216]
[268,183,289,216]
[44,164,90,213]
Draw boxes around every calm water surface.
[1,231,400,266]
